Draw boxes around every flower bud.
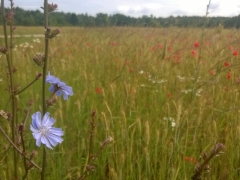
[45,28,60,39]
[36,73,42,79]
[0,46,8,54]
[33,53,45,67]
[46,97,57,107]
[5,11,14,20]
[100,136,113,148]
[48,3,58,12]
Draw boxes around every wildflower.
[47,3,58,12]
[164,117,176,128]
[194,41,200,48]
[45,28,60,39]
[167,93,172,98]
[167,46,172,52]
[151,46,156,51]
[177,75,185,82]
[129,68,134,73]
[233,50,238,56]
[95,87,102,94]
[224,62,230,67]
[33,38,41,43]
[227,72,232,79]
[111,42,116,47]
[196,89,203,97]
[171,121,176,127]
[209,70,215,75]
[0,46,8,54]
[46,72,73,100]
[5,11,14,21]
[158,44,163,49]
[185,157,197,164]
[30,112,64,149]
[33,53,45,67]
[181,89,192,94]
[191,50,196,56]
[139,70,144,74]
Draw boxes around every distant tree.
[0,7,239,28]
[69,13,78,25]
[95,13,109,26]
[23,15,36,26]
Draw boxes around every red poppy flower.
[129,68,134,73]
[167,93,172,97]
[111,42,116,47]
[151,46,156,51]
[233,50,238,56]
[167,46,172,51]
[194,41,200,48]
[95,87,103,94]
[209,70,215,75]
[185,157,197,164]
[176,59,181,64]
[227,72,232,79]
[191,50,196,56]
[224,62,230,67]
[158,44,163,49]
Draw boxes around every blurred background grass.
[1,27,240,179]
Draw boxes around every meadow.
[1,26,240,179]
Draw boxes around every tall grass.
[1,26,240,179]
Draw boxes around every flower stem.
[1,0,18,178]
[41,148,47,180]
[41,0,49,179]
[16,73,42,95]
[0,125,41,171]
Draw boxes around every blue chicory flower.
[46,72,73,100]
[30,111,64,149]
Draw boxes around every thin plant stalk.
[1,0,18,178]
[16,73,42,95]
[9,0,13,65]
[191,0,211,100]
[0,126,41,171]
[41,0,49,179]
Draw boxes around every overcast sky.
[9,0,240,17]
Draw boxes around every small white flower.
[139,70,144,74]
[33,38,41,43]
[171,121,176,127]
[177,75,185,82]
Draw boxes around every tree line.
[1,7,240,28]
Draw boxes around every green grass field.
[1,27,240,179]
